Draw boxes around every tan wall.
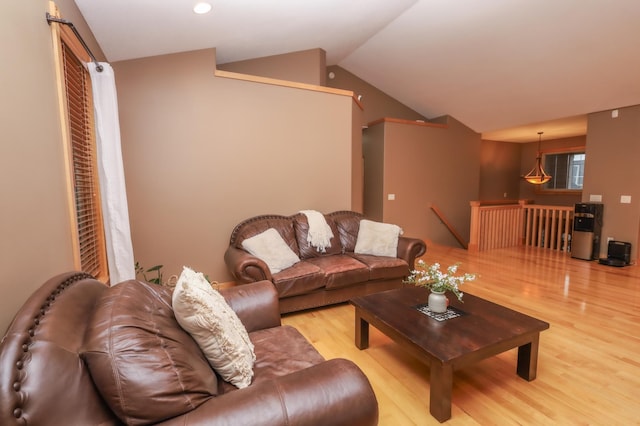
[479,139,522,200]
[519,135,585,206]
[365,117,480,246]
[113,49,356,282]
[584,105,640,259]
[362,125,385,221]
[326,65,428,126]
[217,48,327,86]
[0,0,105,334]
[479,136,585,205]
[351,101,364,213]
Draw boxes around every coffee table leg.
[354,309,369,349]
[429,362,453,423]
[517,333,540,381]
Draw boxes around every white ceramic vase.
[428,290,448,313]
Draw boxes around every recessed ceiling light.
[193,2,212,14]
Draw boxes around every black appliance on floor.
[599,240,632,266]
[571,203,603,260]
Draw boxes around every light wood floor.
[282,244,640,425]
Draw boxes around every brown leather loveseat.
[0,272,378,425]
[225,210,427,313]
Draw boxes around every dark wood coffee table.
[350,287,549,422]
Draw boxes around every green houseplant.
[135,262,164,285]
[135,262,214,288]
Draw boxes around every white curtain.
[88,62,135,284]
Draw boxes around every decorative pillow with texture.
[354,219,403,257]
[172,267,256,388]
[241,228,300,273]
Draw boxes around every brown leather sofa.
[0,272,378,425]
[225,210,427,313]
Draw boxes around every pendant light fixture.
[524,131,552,185]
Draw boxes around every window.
[541,149,585,192]
[50,7,108,282]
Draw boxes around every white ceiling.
[74,0,640,142]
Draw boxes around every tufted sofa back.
[229,214,301,256]
[228,210,366,260]
[327,210,364,252]
[0,272,120,425]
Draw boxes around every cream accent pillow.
[172,267,255,388]
[354,219,403,257]
[241,228,300,273]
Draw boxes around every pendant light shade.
[524,132,552,185]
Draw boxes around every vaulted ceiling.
[74,0,640,142]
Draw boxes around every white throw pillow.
[172,267,255,389]
[241,228,300,273]
[354,219,403,257]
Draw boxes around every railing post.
[469,201,480,252]
[519,200,532,246]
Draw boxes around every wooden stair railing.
[469,200,573,253]
[469,200,526,252]
[430,204,468,249]
[522,204,574,252]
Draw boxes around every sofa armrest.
[397,236,427,269]
[157,358,378,426]
[224,246,273,283]
[219,281,281,332]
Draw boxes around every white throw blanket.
[299,210,334,253]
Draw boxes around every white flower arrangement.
[404,260,476,302]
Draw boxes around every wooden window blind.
[60,39,108,281]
